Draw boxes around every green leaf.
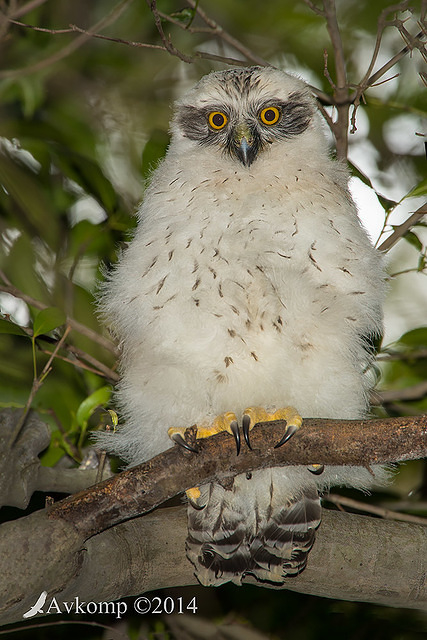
[402,178,427,200]
[51,146,117,212]
[398,328,427,349]
[170,7,197,26]
[0,151,60,247]
[0,317,28,337]
[33,307,66,338]
[76,385,112,428]
[349,164,397,211]
[39,430,68,467]
[417,253,427,272]
[403,231,423,252]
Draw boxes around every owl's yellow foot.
[169,412,239,510]
[168,411,240,453]
[242,406,302,450]
[185,486,206,509]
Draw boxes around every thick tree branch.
[0,414,426,624]
[48,414,427,540]
[1,505,427,625]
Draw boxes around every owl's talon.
[170,431,198,453]
[169,412,239,455]
[242,414,252,450]
[242,406,302,451]
[307,464,325,475]
[230,419,241,455]
[274,423,299,449]
[189,498,206,510]
[186,487,206,509]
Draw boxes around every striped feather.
[186,468,321,586]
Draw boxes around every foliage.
[0,0,426,637]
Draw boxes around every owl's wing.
[186,468,321,586]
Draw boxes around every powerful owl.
[98,66,387,586]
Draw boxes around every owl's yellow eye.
[208,111,228,130]
[259,106,280,125]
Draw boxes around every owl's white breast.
[101,137,385,460]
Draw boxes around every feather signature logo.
[22,593,197,618]
[22,592,128,619]
[23,591,48,618]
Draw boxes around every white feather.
[96,67,387,583]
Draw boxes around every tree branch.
[353,1,410,97]
[147,0,193,63]
[8,326,71,447]
[323,0,347,91]
[0,0,134,80]
[5,0,49,20]
[49,414,427,540]
[184,0,269,65]
[0,414,426,624]
[374,381,427,404]
[0,277,118,355]
[377,203,427,252]
[1,505,427,625]
[324,493,427,526]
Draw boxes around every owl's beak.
[232,122,258,167]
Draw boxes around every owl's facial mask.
[176,92,314,168]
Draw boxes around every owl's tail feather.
[186,478,321,587]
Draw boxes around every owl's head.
[171,66,318,167]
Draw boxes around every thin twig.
[377,203,427,252]
[367,29,426,89]
[0,0,135,80]
[316,101,335,129]
[66,344,119,381]
[0,277,118,355]
[355,2,411,99]
[323,48,336,89]
[70,23,168,52]
[8,326,72,447]
[391,266,427,277]
[306,0,350,159]
[7,18,73,34]
[377,349,427,362]
[184,0,269,65]
[379,500,427,512]
[39,346,119,382]
[6,0,49,19]
[195,50,253,66]
[302,0,325,17]
[147,0,193,63]
[374,381,427,404]
[323,0,347,91]
[325,493,427,526]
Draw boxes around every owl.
[97,66,387,586]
